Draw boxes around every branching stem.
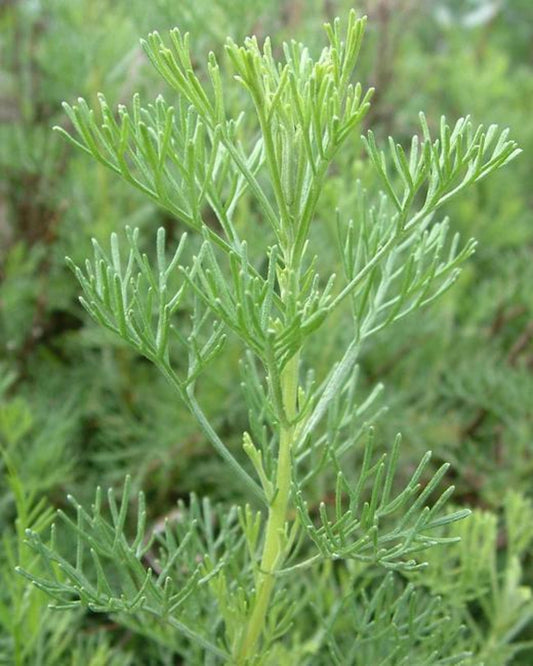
[236,351,300,662]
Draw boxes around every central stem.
[235,351,300,663]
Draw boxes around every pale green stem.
[235,351,300,663]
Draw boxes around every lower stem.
[234,353,300,663]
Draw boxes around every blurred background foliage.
[0,0,532,663]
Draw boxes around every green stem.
[235,352,300,663]
[157,363,266,505]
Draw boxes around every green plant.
[17,11,521,664]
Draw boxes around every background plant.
[1,1,532,664]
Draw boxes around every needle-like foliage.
[17,11,520,664]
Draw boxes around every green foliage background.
[0,0,532,663]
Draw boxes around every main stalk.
[235,350,300,662]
